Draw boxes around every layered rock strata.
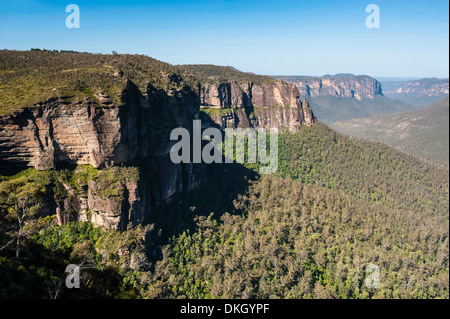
[0,74,316,230]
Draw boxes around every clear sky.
[0,0,448,78]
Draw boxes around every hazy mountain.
[381,78,449,107]
[330,97,449,162]
[274,74,382,100]
[274,74,420,123]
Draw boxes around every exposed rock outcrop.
[53,167,147,230]
[198,80,316,132]
[0,78,206,230]
[0,57,316,230]
[200,100,315,132]
[383,78,449,96]
[275,74,383,100]
[0,80,197,169]
[199,80,301,108]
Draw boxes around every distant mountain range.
[380,78,449,107]
[275,74,449,123]
[382,78,448,95]
[330,97,449,163]
[273,74,382,100]
[274,74,415,123]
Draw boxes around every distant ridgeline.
[273,73,383,100]
[330,96,450,163]
[381,78,449,107]
[382,78,449,96]
[275,74,416,123]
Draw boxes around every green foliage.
[141,123,448,298]
[0,216,152,298]
[0,49,200,115]
[202,107,235,117]
[34,220,102,253]
[275,123,449,215]
[0,108,448,299]
[0,163,150,298]
[181,64,276,85]
[148,176,449,299]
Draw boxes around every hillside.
[330,97,450,162]
[0,49,200,115]
[150,173,448,299]
[307,95,416,123]
[1,123,448,299]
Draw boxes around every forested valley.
[1,123,448,299]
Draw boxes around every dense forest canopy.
[0,122,448,299]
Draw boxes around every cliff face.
[0,54,316,230]
[0,79,312,170]
[0,78,206,230]
[199,80,300,108]
[0,80,198,170]
[275,75,383,100]
[383,78,449,96]
[0,75,314,230]
[52,166,148,230]
[198,80,315,132]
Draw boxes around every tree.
[0,176,46,259]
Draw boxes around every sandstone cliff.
[383,78,449,96]
[0,51,316,230]
[198,81,315,132]
[50,166,148,230]
[0,74,206,229]
[199,80,300,108]
[275,74,383,100]
[181,65,316,131]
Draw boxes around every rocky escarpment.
[0,79,199,171]
[0,53,316,231]
[50,166,147,230]
[198,80,315,132]
[383,78,449,96]
[200,81,300,108]
[0,77,206,229]
[275,74,383,100]
[180,64,316,131]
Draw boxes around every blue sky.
[0,0,448,78]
